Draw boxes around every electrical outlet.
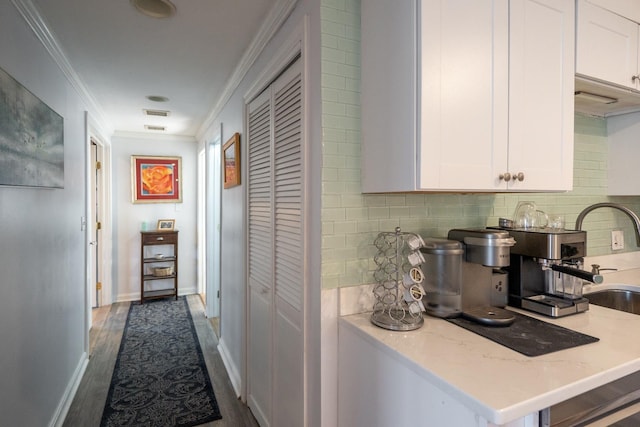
[612,230,624,251]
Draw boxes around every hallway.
[63,295,258,427]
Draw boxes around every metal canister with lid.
[420,238,464,318]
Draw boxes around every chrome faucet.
[575,202,640,246]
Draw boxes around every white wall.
[0,2,98,426]
[111,134,198,301]
[197,0,324,418]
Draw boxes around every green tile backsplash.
[321,0,640,290]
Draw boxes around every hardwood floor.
[63,295,259,427]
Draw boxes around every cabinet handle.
[633,75,640,83]
[514,172,524,182]
[156,237,164,241]
[499,173,511,181]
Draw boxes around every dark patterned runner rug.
[100,297,222,427]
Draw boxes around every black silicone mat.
[447,310,599,357]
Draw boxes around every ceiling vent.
[145,125,166,131]
[144,109,170,117]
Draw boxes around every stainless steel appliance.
[420,238,464,319]
[542,370,640,426]
[445,229,516,324]
[500,228,602,317]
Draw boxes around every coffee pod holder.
[371,227,425,331]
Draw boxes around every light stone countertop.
[340,303,640,425]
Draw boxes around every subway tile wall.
[321,0,640,290]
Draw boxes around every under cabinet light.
[575,91,618,104]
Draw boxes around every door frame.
[207,131,222,320]
[84,111,113,346]
[198,129,222,321]
[242,17,308,423]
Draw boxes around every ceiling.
[30,0,280,138]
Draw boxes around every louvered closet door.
[272,61,303,427]
[247,87,273,426]
[247,57,304,427]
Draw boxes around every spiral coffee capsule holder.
[371,227,425,331]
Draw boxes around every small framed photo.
[131,155,182,203]
[223,133,240,189]
[157,219,175,231]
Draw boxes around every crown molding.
[11,0,114,136]
[195,0,299,141]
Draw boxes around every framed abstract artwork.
[223,133,240,189]
[0,66,64,188]
[131,155,182,203]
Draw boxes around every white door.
[208,135,222,320]
[247,87,274,426]
[247,57,304,427]
[89,140,103,308]
[197,148,206,302]
[508,0,574,191]
[199,134,222,323]
[576,0,639,90]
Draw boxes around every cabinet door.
[419,0,509,191]
[508,0,574,191]
[576,0,639,90]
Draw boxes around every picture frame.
[223,133,240,189]
[0,65,64,188]
[131,155,182,203]
[157,219,175,231]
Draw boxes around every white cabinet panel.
[419,0,509,190]
[608,111,640,195]
[576,0,639,90]
[360,0,417,193]
[509,0,574,191]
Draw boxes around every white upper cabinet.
[608,112,640,195]
[361,0,574,193]
[576,0,639,90]
[508,0,575,192]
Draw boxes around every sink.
[587,289,640,314]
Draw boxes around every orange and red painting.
[132,156,182,203]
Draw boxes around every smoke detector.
[131,0,176,19]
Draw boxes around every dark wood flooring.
[62,295,259,427]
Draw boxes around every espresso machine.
[500,228,603,317]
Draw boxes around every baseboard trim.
[50,351,89,427]
[218,337,241,398]
[116,287,197,303]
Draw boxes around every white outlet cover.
[612,230,624,251]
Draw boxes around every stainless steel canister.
[420,238,464,318]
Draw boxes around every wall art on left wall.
[0,66,64,188]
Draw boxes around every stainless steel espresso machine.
[500,228,603,317]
